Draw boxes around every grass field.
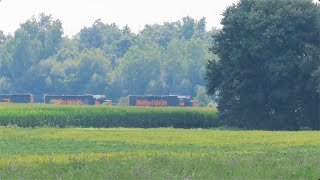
[0,127,320,179]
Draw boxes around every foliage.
[0,15,214,101]
[117,96,129,106]
[194,86,213,107]
[0,128,320,178]
[0,76,11,93]
[206,0,320,130]
[0,104,219,128]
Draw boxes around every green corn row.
[0,104,220,128]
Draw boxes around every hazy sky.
[0,0,239,36]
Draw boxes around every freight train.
[0,94,197,107]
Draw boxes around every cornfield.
[0,104,220,128]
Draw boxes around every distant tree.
[10,28,41,78]
[79,22,133,66]
[195,86,213,107]
[140,22,180,47]
[79,20,103,49]
[0,40,12,78]
[76,49,111,93]
[206,0,320,130]
[0,76,12,93]
[110,44,162,95]
[185,38,211,86]
[37,14,63,59]
[193,18,207,39]
[161,39,187,94]
[0,31,6,45]
[5,14,63,93]
[117,96,129,106]
[181,16,196,40]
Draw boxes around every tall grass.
[1,128,320,178]
[0,104,220,128]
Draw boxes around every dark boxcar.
[44,94,95,105]
[0,94,34,103]
[177,96,199,107]
[128,95,180,107]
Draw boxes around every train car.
[129,95,179,107]
[128,95,198,107]
[177,96,199,107]
[44,94,95,105]
[0,94,34,103]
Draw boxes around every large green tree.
[206,0,320,130]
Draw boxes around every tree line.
[0,14,215,103]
